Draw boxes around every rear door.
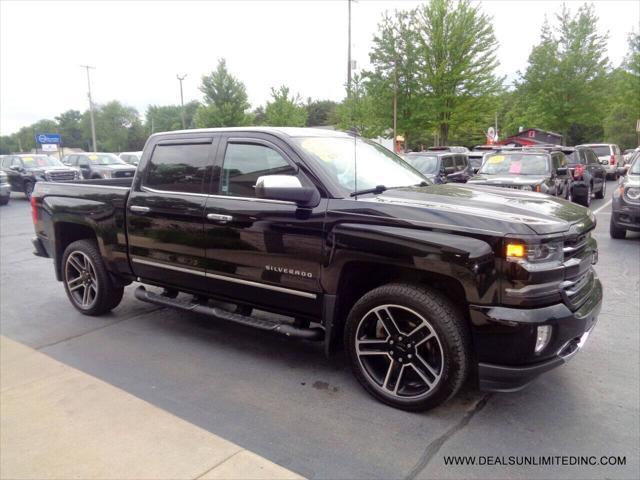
[202,133,325,317]
[127,135,219,291]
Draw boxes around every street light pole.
[176,74,187,129]
[81,65,97,152]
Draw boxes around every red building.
[499,128,564,147]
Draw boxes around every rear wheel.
[577,183,592,207]
[23,181,34,200]
[344,283,470,411]
[62,239,124,315]
[609,217,626,239]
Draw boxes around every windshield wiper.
[350,185,387,197]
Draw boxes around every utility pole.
[393,57,397,152]
[347,0,352,97]
[176,74,187,129]
[81,65,97,151]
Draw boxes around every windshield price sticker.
[89,155,98,160]
[488,155,505,164]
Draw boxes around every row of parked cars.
[402,143,634,208]
[0,151,142,203]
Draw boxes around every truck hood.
[467,174,548,186]
[366,184,593,235]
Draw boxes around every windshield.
[294,136,427,193]
[20,155,63,168]
[566,152,581,164]
[588,146,611,157]
[405,154,439,174]
[85,153,125,165]
[479,153,550,175]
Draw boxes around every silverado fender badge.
[265,265,313,278]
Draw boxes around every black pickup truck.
[30,127,602,411]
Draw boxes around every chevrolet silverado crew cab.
[30,128,602,411]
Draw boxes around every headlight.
[506,240,564,265]
[625,187,640,201]
[102,170,112,179]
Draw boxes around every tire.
[344,283,470,411]
[565,184,573,203]
[577,183,592,207]
[0,195,9,206]
[62,239,124,315]
[595,180,606,199]
[23,181,34,200]
[609,217,626,239]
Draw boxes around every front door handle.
[207,213,233,223]
[130,205,150,213]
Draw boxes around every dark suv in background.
[64,152,137,179]
[404,151,472,183]
[0,154,79,199]
[468,148,573,199]
[610,156,640,239]
[565,146,607,207]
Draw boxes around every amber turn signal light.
[506,243,525,258]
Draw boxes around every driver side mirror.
[255,175,319,206]
[556,167,568,176]
[617,166,626,177]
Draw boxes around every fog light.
[535,325,552,353]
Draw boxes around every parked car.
[119,151,143,165]
[467,149,573,199]
[64,152,136,179]
[427,146,469,153]
[468,150,487,173]
[31,127,602,412]
[564,147,607,207]
[0,154,80,199]
[404,151,472,183]
[0,169,10,205]
[577,144,623,180]
[610,156,640,239]
[623,148,638,164]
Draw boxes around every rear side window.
[441,156,454,169]
[145,143,212,193]
[220,143,295,197]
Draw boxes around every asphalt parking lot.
[1,182,638,480]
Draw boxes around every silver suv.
[577,144,623,179]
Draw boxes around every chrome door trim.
[131,257,316,299]
[130,205,151,213]
[140,186,296,206]
[207,213,234,223]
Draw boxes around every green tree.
[84,101,144,152]
[146,101,199,133]
[55,110,84,148]
[264,86,308,127]
[305,99,338,127]
[365,9,423,145]
[507,5,609,145]
[336,74,386,138]
[415,0,502,145]
[195,59,250,127]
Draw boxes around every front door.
[202,133,325,317]
[127,135,219,291]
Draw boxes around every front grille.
[562,270,593,310]
[46,170,76,182]
[563,232,589,260]
[113,170,135,178]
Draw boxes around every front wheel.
[344,283,470,411]
[62,239,124,315]
[610,217,626,239]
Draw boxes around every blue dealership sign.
[35,133,61,144]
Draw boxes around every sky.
[1,0,638,135]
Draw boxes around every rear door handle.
[130,205,150,213]
[207,213,233,223]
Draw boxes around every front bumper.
[612,201,640,231]
[471,277,602,392]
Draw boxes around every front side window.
[405,154,439,174]
[220,143,295,197]
[145,143,211,193]
[441,156,455,170]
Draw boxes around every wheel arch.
[54,222,98,280]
